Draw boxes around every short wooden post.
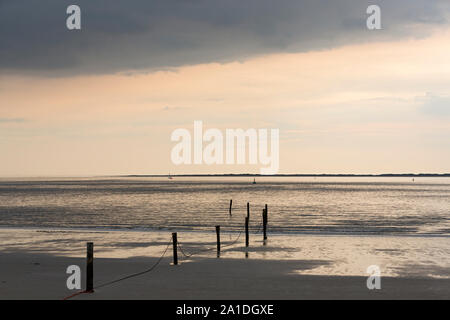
[172,232,178,265]
[247,202,250,219]
[216,225,221,257]
[86,242,94,292]
[229,199,233,216]
[245,217,249,247]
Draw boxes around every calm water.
[0,177,449,236]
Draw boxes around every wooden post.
[263,208,267,241]
[247,202,250,219]
[86,242,94,292]
[245,217,249,247]
[264,204,268,241]
[216,225,221,257]
[172,232,178,265]
[229,199,233,216]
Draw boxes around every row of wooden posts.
[173,202,268,264]
[84,201,268,292]
[229,200,267,239]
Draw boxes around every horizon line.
[1,173,450,179]
[119,173,450,177]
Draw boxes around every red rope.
[62,289,93,300]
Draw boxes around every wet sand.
[1,228,449,299]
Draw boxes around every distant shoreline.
[121,173,450,178]
[1,173,449,179]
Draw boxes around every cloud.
[0,118,26,124]
[162,106,184,111]
[1,0,449,75]
[419,93,450,116]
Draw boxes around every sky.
[1,0,450,176]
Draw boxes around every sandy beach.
[1,227,449,300]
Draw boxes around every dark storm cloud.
[0,0,449,75]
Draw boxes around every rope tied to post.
[177,228,244,260]
[95,238,172,290]
[62,203,268,300]
[62,238,172,300]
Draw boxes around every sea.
[1,176,449,237]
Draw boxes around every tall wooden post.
[216,225,221,257]
[263,209,267,242]
[229,200,233,216]
[86,242,94,292]
[245,217,249,247]
[172,232,178,265]
[247,202,250,219]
